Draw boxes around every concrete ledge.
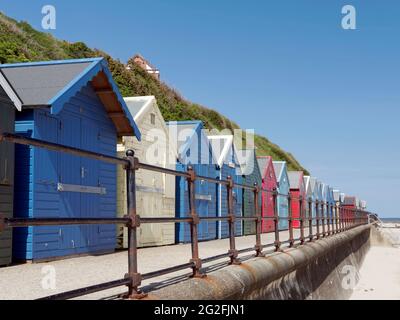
[145,225,371,300]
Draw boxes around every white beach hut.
[116,96,176,248]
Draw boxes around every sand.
[350,226,400,300]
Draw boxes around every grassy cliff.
[0,12,308,174]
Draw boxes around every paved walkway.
[0,225,336,300]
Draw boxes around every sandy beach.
[350,225,400,300]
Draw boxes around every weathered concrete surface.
[146,225,371,300]
[0,228,306,300]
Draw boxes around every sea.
[380,218,400,224]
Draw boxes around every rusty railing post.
[187,166,204,277]
[321,201,326,237]
[341,207,345,232]
[299,196,305,244]
[288,195,294,247]
[316,200,321,240]
[273,189,281,251]
[330,203,333,233]
[331,203,335,234]
[327,202,331,236]
[343,208,346,230]
[355,209,358,226]
[335,204,339,233]
[227,176,240,265]
[124,150,146,299]
[308,198,313,241]
[254,183,264,257]
[347,208,350,230]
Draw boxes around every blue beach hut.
[0,58,141,261]
[321,183,330,221]
[303,176,311,221]
[309,177,320,225]
[166,121,217,243]
[208,135,243,239]
[238,149,262,236]
[328,186,335,221]
[272,161,290,230]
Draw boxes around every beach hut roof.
[257,156,272,177]
[0,58,141,139]
[208,135,234,167]
[236,149,258,176]
[303,176,311,192]
[288,171,303,189]
[333,189,341,202]
[343,196,357,205]
[310,177,318,192]
[272,161,286,182]
[166,120,203,158]
[123,96,155,121]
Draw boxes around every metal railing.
[0,132,373,300]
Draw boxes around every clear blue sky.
[2,0,399,217]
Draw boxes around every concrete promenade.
[0,226,331,300]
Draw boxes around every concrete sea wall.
[146,225,371,300]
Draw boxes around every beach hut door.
[80,119,100,249]
[58,114,82,251]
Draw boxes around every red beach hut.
[288,171,306,229]
[257,156,277,233]
[342,196,357,223]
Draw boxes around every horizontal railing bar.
[0,133,128,166]
[197,175,229,186]
[201,252,230,264]
[5,217,130,227]
[137,162,190,178]
[194,216,230,222]
[234,183,257,191]
[142,263,194,280]
[140,217,193,223]
[37,278,131,300]
[239,217,258,221]
[2,216,369,228]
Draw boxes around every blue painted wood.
[217,147,243,239]
[13,84,118,261]
[242,152,262,236]
[273,162,290,231]
[169,121,218,243]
